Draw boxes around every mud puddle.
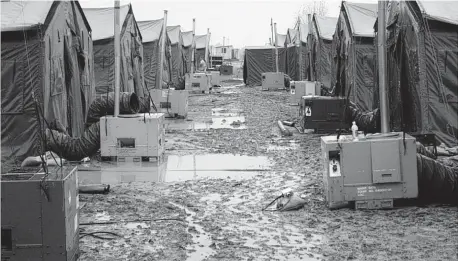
[211,108,244,117]
[164,116,246,131]
[78,154,272,185]
[170,202,216,261]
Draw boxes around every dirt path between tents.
[79,84,458,261]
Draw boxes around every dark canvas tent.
[195,34,209,65]
[83,4,145,98]
[182,30,193,72]
[381,0,458,147]
[309,15,338,88]
[287,19,310,81]
[332,2,378,111]
[1,0,95,166]
[138,19,172,89]
[167,25,187,85]
[243,46,287,86]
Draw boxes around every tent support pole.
[274,22,279,73]
[114,0,120,117]
[205,28,210,69]
[191,18,196,74]
[308,14,313,81]
[378,0,390,133]
[296,16,302,80]
[270,18,274,46]
[158,10,168,90]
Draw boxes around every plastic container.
[351,121,359,141]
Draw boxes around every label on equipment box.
[305,106,312,116]
[357,186,393,197]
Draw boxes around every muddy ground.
[79,83,458,261]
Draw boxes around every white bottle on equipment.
[351,121,359,141]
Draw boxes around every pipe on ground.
[277,120,292,136]
[45,122,100,161]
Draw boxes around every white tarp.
[167,25,181,45]
[314,15,338,40]
[1,1,54,31]
[182,30,193,47]
[83,4,130,41]
[343,2,377,37]
[195,34,208,49]
[138,19,164,43]
[417,0,458,26]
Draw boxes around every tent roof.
[138,19,163,43]
[417,0,458,26]
[1,1,91,33]
[276,33,286,46]
[245,45,278,50]
[298,20,309,43]
[195,34,208,49]
[83,4,131,41]
[313,15,338,40]
[342,1,377,37]
[287,28,297,43]
[182,30,193,47]
[1,1,54,32]
[166,25,181,44]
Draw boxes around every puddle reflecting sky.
[77,154,272,185]
[165,116,246,130]
[211,108,244,117]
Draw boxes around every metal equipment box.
[185,73,211,93]
[261,72,284,91]
[100,113,165,160]
[290,81,320,105]
[150,89,188,118]
[220,65,233,75]
[210,71,221,86]
[299,96,349,132]
[320,133,418,209]
[1,166,79,260]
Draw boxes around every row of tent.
[1,1,210,165]
[243,0,457,148]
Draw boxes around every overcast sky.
[79,0,375,48]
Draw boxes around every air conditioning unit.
[185,73,211,93]
[150,88,188,118]
[299,96,349,132]
[100,113,165,160]
[209,71,221,86]
[261,72,284,91]
[1,166,79,260]
[321,132,418,209]
[290,81,320,104]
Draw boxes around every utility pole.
[114,0,120,117]
[378,1,390,133]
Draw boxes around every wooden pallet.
[100,154,165,163]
